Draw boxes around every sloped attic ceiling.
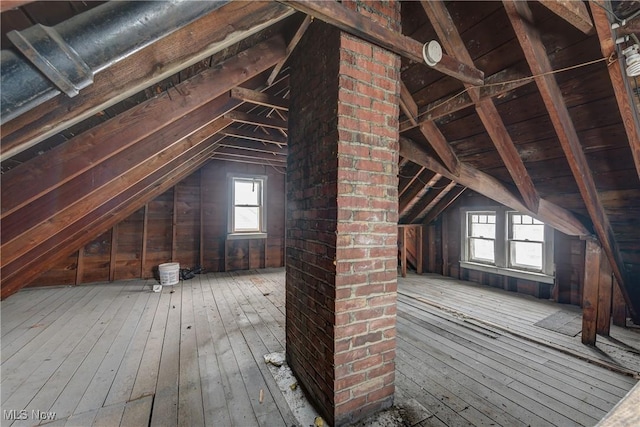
[1,1,639,319]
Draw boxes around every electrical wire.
[415,55,615,122]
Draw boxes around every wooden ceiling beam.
[419,121,460,176]
[0,2,294,160]
[212,154,287,169]
[417,180,459,224]
[214,146,287,163]
[421,0,540,214]
[1,37,286,219]
[590,1,640,181]
[221,126,287,146]
[217,140,288,157]
[423,185,467,225]
[400,62,534,132]
[400,137,590,237]
[268,15,313,85]
[399,166,427,198]
[402,178,451,224]
[0,1,32,12]
[538,0,594,34]
[505,0,632,314]
[230,87,289,110]
[280,0,484,86]
[400,80,419,126]
[224,111,288,130]
[399,171,440,215]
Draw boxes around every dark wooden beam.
[0,1,32,12]
[1,2,293,160]
[212,154,287,168]
[2,37,286,220]
[224,111,288,130]
[230,87,289,110]
[398,165,427,198]
[221,126,288,146]
[400,63,533,132]
[400,137,589,237]
[421,1,540,213]
[403,178,450,224]
[214,146,287,163]
[538,0,594,34]
[419,121,460,176]
[268,15,313,85]
[590,1,640,181]
[505,0,632,318]
[612,278,627,326]
[399,172,441,216]
[400,80,419,126]
[281,0,484,85]
[597,251,613,336]
[419,181,459,224]
[219,138,288,156]
[582,239,601,346]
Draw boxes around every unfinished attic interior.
[2,0,640,425]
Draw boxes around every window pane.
[470,222,495,238]
[470,238,495,263]
[235,207,260,231]
[235,180,260,205]
[513,223,544,241]
[511,241,542,269]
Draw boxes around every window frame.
[227,174,268,240]
[460,207,555,283]
[466,211,497,265]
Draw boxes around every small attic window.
[228,174,267,239]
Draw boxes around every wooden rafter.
[400,136,589,237]
[400,63,534,132]
[221,126,287,146]
[1,37,286,220]
[400,171,441,215]
[217,139,287,157]
[214,146,287,163]
[504,0,632,316]
[230,87,289,110]
[423,185,467,225]
[0,2,294,161]
[400,80,419,126]
[421,0,540,213]
[590,1,640,181]
[538,0,594,34]
[268,15,313,85]
[224,111,288,130]
[419,121,460,176]
[280,0,484,85]
[0,1,32,12]
[399,166,427,198]
[410,180,457,224]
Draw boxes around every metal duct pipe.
[1,0,229,124]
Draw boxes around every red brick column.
[286,2,400,425]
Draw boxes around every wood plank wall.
[30,160,286,287]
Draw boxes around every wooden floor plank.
[149,284,182,426]
[177,279,205,427]
[91,402,125,427]
[1,286,74,337]
[119,395,153,427]
[104,281,161,406]
[2,284,127,416]
[193,275,232,427]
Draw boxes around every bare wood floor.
[1,269,638,426]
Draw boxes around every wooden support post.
[172,186,178,262]
[400,227,407,278]
[141,204,149,278]
[109,225,118,282]
[612,278,627,327]
[75,248,84,285]
[416,226,423,275]
[582,239,601,345]
[441,214,448,276]
[199,174,205,269]
[428,224,437,273]
[597,251,613,336]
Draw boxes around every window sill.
[227,232,267,241]
[459,261,554,284]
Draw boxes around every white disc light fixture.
[423,40,443,66]
[622,44,640,77]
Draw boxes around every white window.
[228,175,267,239]
[467,212,496,264]
[461,208,554,283]
[508,213,544,271]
